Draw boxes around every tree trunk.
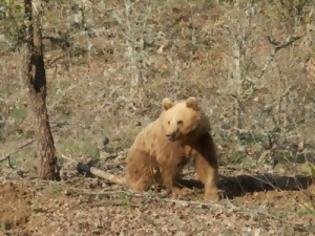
[22,0,60,180]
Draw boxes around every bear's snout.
[166,131,180,141]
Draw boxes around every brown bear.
[126,97,219,201]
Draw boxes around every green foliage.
[0,220,11,231]
[118,191,134,209]
[230,151,246,164]
[265,0,314,25]
[237,131,264,145]
[0,0,25,49]
[57,137,99,159]
[0,113,4,141]
[297,207,315,216]
[9,107,27,123]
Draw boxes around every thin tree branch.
[257,35,303,80]
[0,139,34,163]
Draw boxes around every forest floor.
[0,156,314,235]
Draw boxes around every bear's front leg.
[195,154,219,201]
[192,134,219,201]
[158,159,191,198]
[159,164,177,193]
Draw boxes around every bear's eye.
[177,120,183,125]
[167,121,171,125]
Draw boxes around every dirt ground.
[0,161,314,236]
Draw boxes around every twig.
[7,156,15,169]
[268,35,303,52]
[0,139,34,163]
[182,170,195,177]
[69,189,129,196]
[0,155,15,169]
[250,174,279,191]
[224,199,306,227]
[66,187,308,228]
[148,193,310,228]
[0,155,9,163]
[60,154,77,164]
[46,54,66,67]
[257,35,303,80]
[103,161,125,170]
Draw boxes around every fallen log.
[61,154,125,185]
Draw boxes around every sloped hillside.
[0,0,314,235]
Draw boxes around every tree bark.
[22,0,60,180]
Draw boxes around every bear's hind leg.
[126,148,157,192]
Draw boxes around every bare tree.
[22,0,60,180]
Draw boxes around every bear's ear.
[186,97,199,110]
[162,98,174,110]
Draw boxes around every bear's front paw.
[204,189,220,201]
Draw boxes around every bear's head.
[161,97,210,142]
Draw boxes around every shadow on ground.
[70,158,314,199]
[178,174,314,199]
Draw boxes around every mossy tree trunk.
[22,0,60,180]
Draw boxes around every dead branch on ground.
[61,154,125,185]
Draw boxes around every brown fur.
[126,97,219,201]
